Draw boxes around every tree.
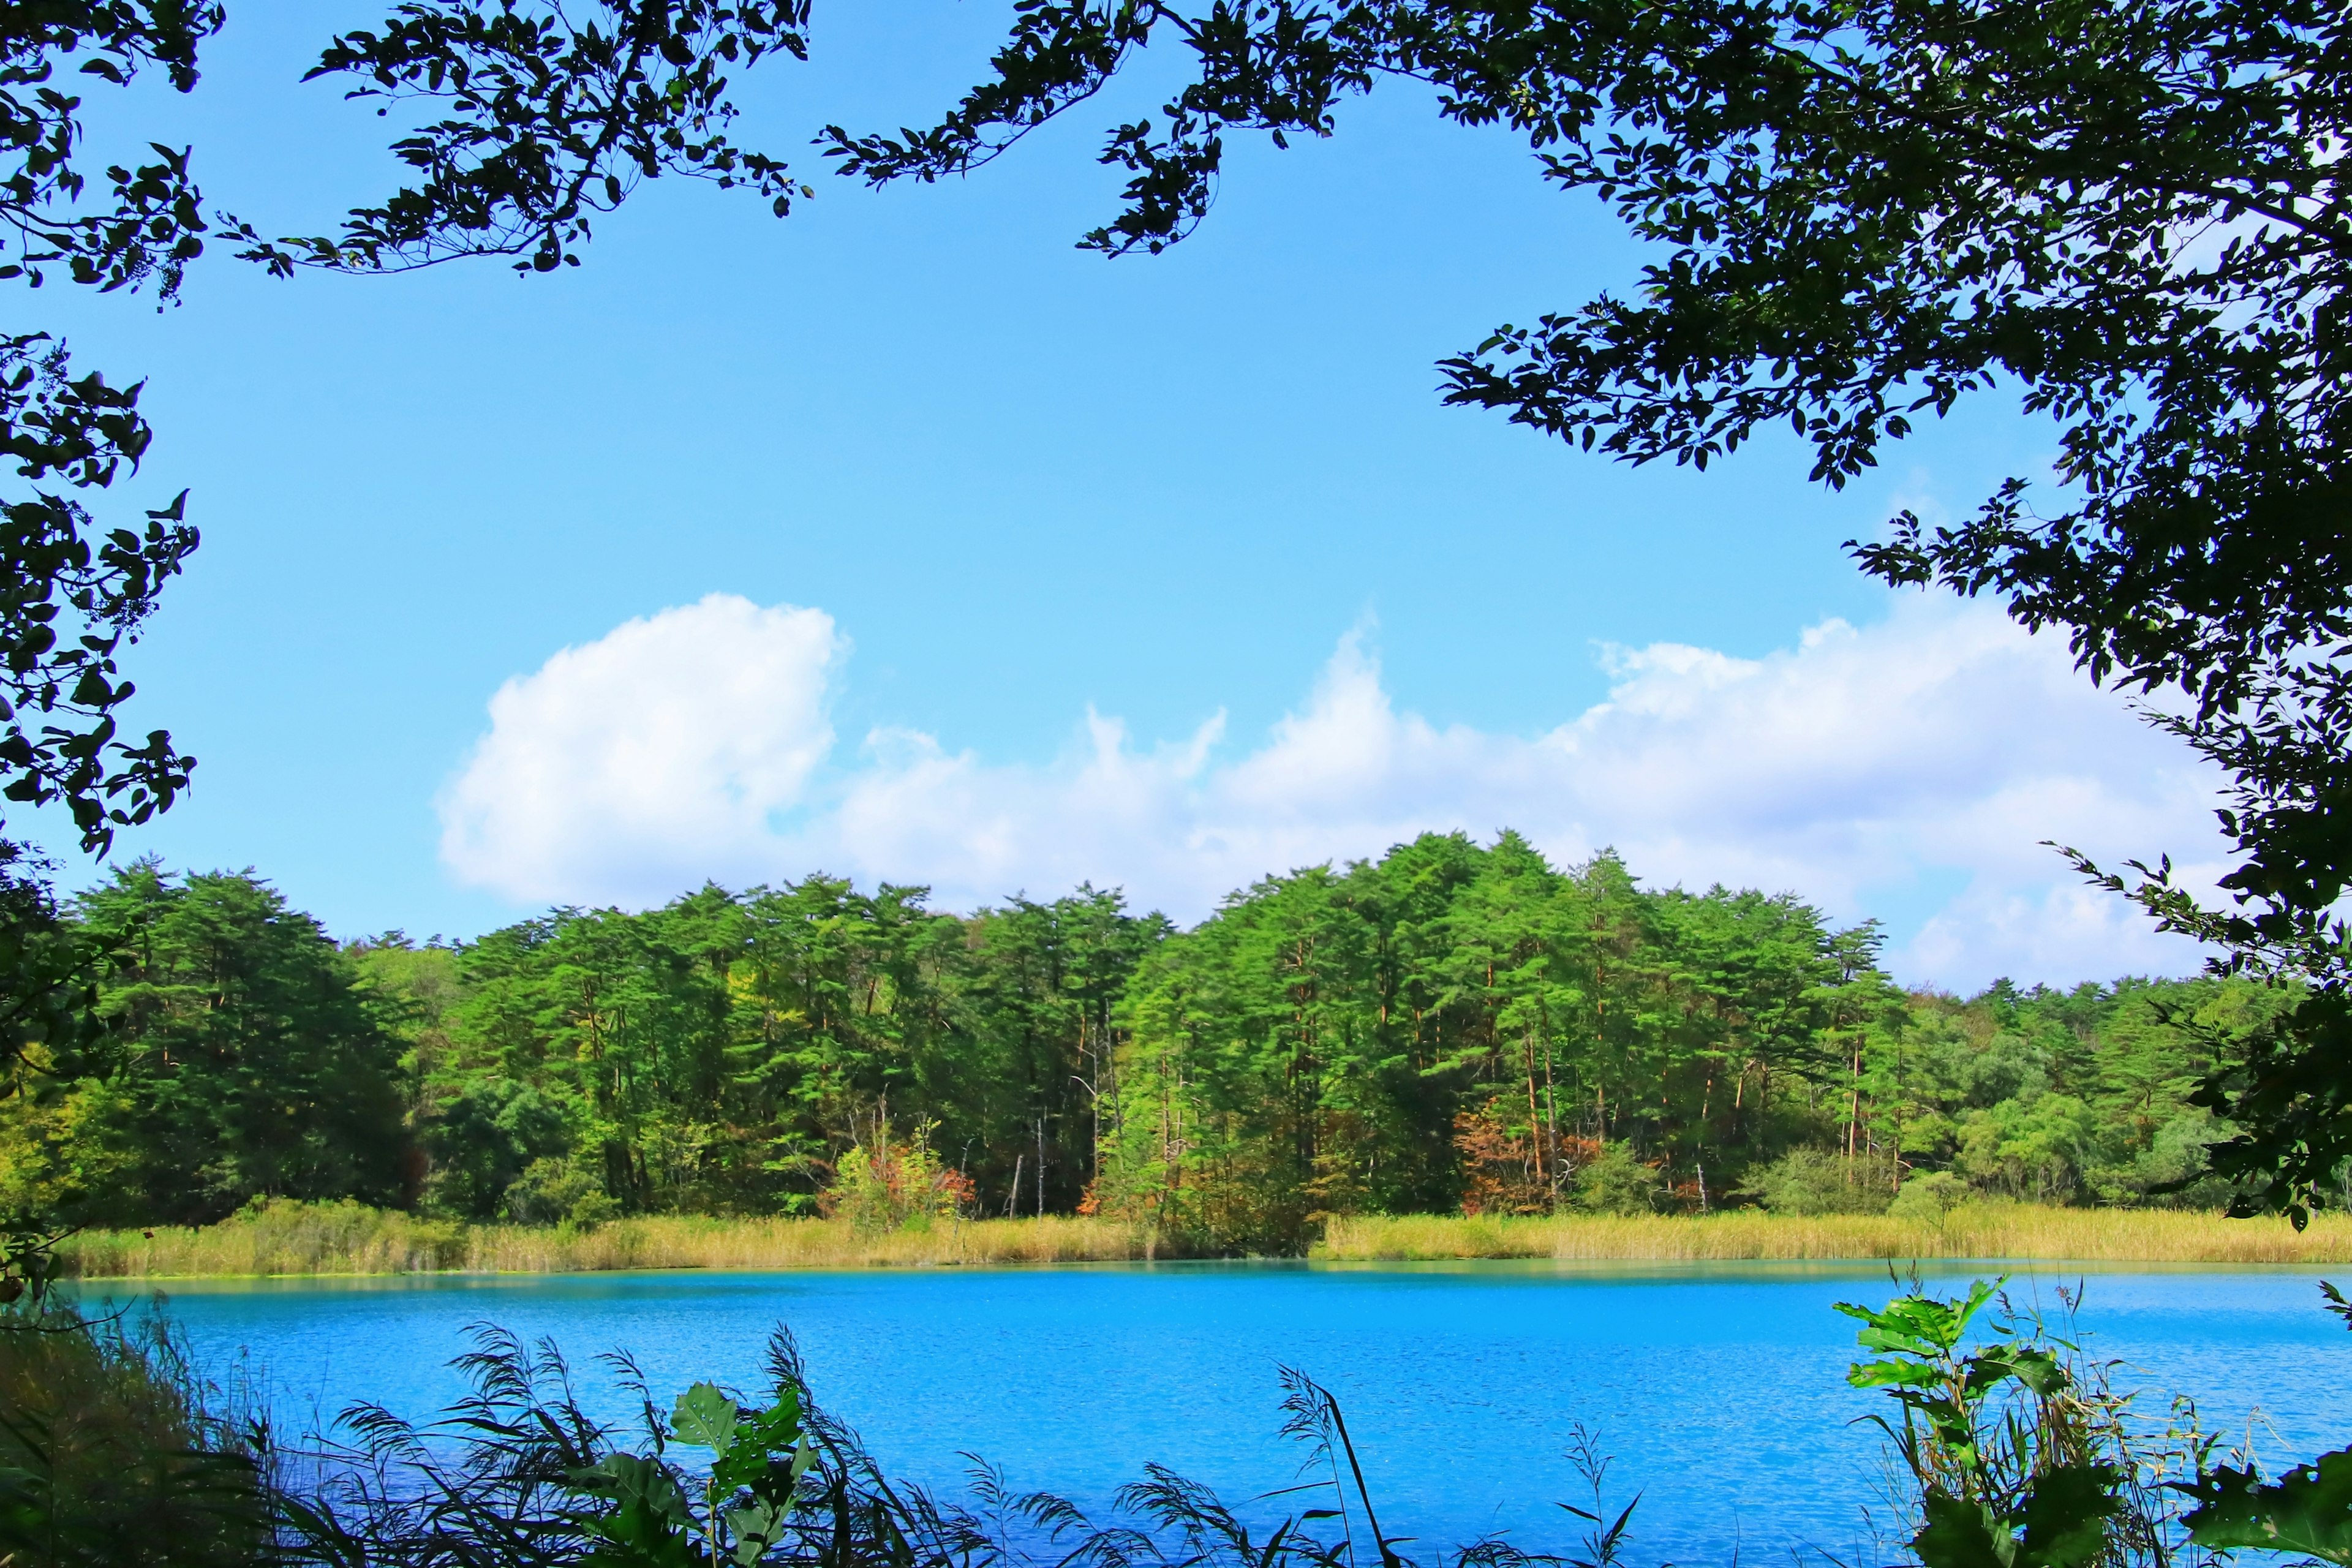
[0,864,410,1226]
[821,0,2352,1218]
[0,4,216,861]
[0,2,824,1122]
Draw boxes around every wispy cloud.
[438,590,2230,990]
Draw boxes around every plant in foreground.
[44,1271,2342,1568]
[0,1293,266,1568]
[1839,1277,2211,1568]
[2173,1278,2352,1566]
[269,1322,1619,1568]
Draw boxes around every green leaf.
[671,1381,740,1456]
[568,1452,699,1567]
[710,1390,806,1496]
[2016,1464,2120,1568]
[1849,1357,1944,1390]
[728,1499,782,1564]
[2185,1449,2352,1566]
[1913,1491,2008,1568]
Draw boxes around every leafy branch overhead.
[0,1,820,869]
[236,1,815,276]
[824,0,2352,1220]
[0,1,223,301]
[0,336,195,856]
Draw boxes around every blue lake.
[82,1262,2352,1563]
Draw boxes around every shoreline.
[54,1203,2352,1280]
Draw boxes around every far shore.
[52,1202,2352,1280]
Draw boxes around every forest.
[0,834,2291,1250]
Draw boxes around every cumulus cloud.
[437,591,2231,991]
[437,595,842,900]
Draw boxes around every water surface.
[92,1261,2352,1563]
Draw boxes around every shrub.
[1746,1148,1894,1215]
[502,1156,619,1227]
[818,1119,974,1233]
[1573,1142,1661,1216]
[1890,1170,1970,1223]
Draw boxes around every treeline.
[0,836,2295,1246]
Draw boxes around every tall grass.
[56,1199,2352,1279]
[59,1200,1164,1279]
[0,1300,267,1566]
[1315,1205,2352,1263]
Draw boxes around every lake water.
[83,1262,2352,1564]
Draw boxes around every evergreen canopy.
[2,1,2345,1213]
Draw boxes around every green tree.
[0,864,407,1224]
[824,0,2352,1219]
[0,3,823,1119]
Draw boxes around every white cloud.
[436,594,842,901]
[437,590,2232,991]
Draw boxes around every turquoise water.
[87,1262,2352,1562]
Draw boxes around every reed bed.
[1314,1206,2352,1264]
[58,1200,2352,1278]
[60,1203,1159,1279]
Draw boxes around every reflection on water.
[74,1261,2352,1562]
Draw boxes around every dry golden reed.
[59,1202,1159,1280]
[1314,1206,2352,1264]
[56,1199,2352,1279]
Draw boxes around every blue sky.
[18,4,2228,987]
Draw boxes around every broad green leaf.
[711,1392,807,1495]
[728,1499,782,1565]
[1849,1357,1943,1390]
[568,1453,698,1567]
[671,1381,740,1456]
[2185,1449,2352,1566]
[2016,1464,2120,1568]
[1913,1491,2008,1568]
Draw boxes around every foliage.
[0,1297,265,1567]
[1455,1109,1599,1217]
[0,2,218,891]
[1084,836,1874,1247]
[1084,837,2271,1247]
[356,877,1155,1225]
[1841,1279,2203,1568]
[239,2,815,277]
[2178,1279,2352,1566]
[2182,1452,2352,1567]
[423,1079,572,1221]
[820,0,2352,1233]
[1746,1147,1892,1216]
[820,1118,973,1234]
[2182,992,2352,1227]
[0,863,408,1227]
[1570,1144,1659,1218]
[0,848,2294,1242]
[0,843,103,1142]
[507,1154,624,1229]
[0,334,197,858]
[1888,1172,1970,1226]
